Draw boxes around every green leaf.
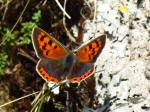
[32,10,42,23]
[19,22,37,45]
[3,28,16,46]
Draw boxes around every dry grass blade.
[63,0,77,43]
[31,82,63,112]
[54,0,71,19]
[0,91,39,108]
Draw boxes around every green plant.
[19,22,37,45]
[2,28,17,46]
[0,51,8,75]
[0,28,16,76]
[0,10,42,75]
[32,10,42,23]
[19,10,41,45]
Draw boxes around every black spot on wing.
[92,48,95,50]
[46,50,50,55]
[54,45,58,49]
[95,41,99,47]
[88,54,91,60]
[42,43,47,50]
[51,79,54,81]
[48,40,53,46]
[89,44,92,49]
[45,77,48,80]
[91,50,95,55]
[40,35,46,41]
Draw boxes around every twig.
[31,92,47,112]
[63,0,76,43]
[2,0,10,21]
[0,91,39,108]
[10,0,30,32]
[42,0,47,5]
[65,91,70,112]
[0,0,12,10]
[31,82,62,112]
[80,0,92,20]
[0,0,30,46]
[80,5,91,20]
[18,48,37,63]
[31,83,49,112]
[84,0,92,9]
[54,0,71,19]
[31,83,47,105]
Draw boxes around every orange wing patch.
[32,27,68,59]
[76,36,106,62]
[39,67,60,83]
[37,33,68,59]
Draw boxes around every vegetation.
[0,10,41,75]
[0,50,8,75]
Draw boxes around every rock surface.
[83,0,150,111]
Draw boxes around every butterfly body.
[32,27,106,84]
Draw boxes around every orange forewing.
[32,27,68,59]
[76,35,106,62]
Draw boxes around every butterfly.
[32,27,106,84]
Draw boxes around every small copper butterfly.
[32,27,106,84]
